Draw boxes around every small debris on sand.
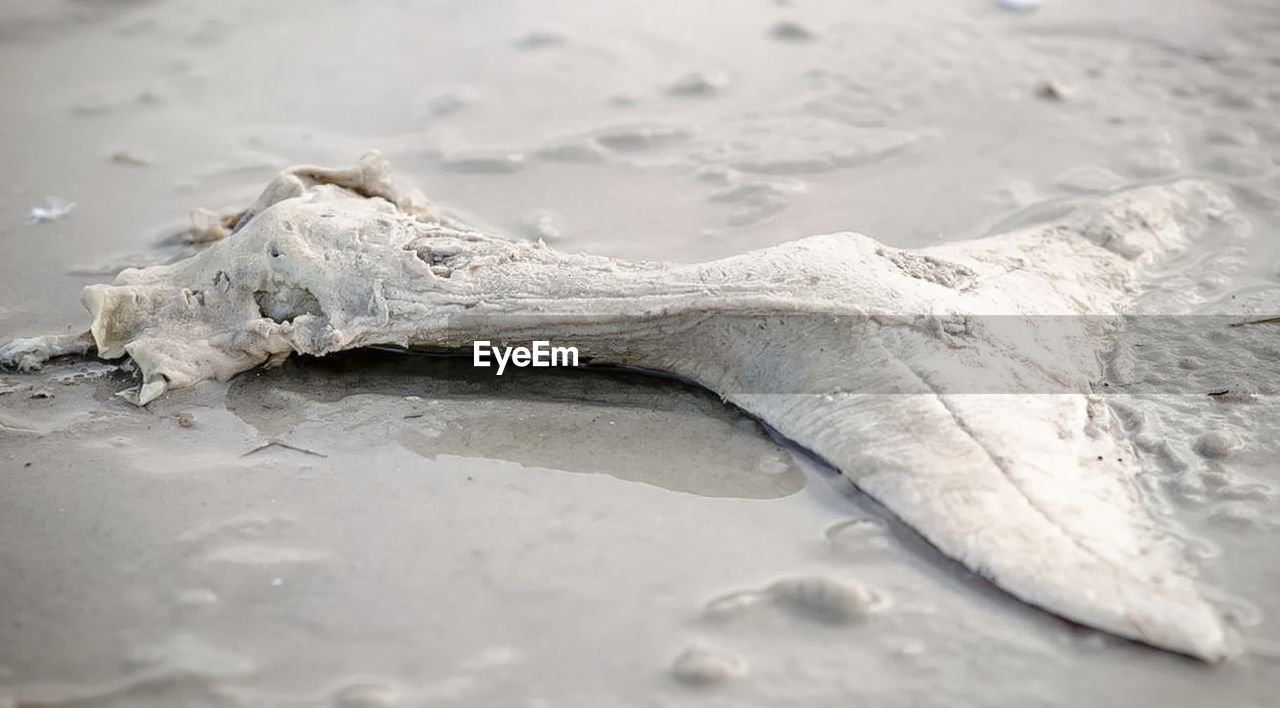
[187,208,241,244]
[110,150,151,166]
[1037,80,1070,101]
[1230,316,1280,327]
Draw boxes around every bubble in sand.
[670,643,747,686]
[439,151,525,174]
[1203,124,1259,148]
[202,544,332,566]
[419,87,477,117]
[514,27,569,50]
[1054,166,1126,194]
[769,20,818,43]
[1213,89,1261,112]
[702,116,925,175]
[595,124,692,152]
[767,576,886,624]
[175,588,219,608]
[825,518,892,558]
[710,180,801,226]
[702,589,768,620]
[332,681,400,708]
[668,69,730,97]
[1193,430,1240,459]
[536,137,608,163]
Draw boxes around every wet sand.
[2,0,1280,706]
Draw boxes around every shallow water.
[2,0,1279,706]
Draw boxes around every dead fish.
[0,153,1234,660]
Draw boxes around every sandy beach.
[2,1,1280,706]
